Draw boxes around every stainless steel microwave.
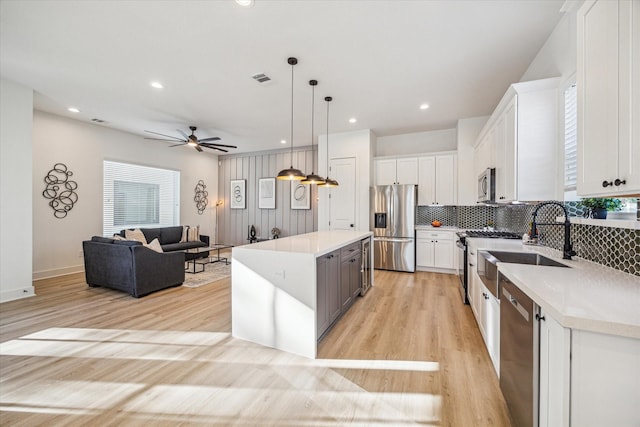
[478,168,495,203]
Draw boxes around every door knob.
[350,224,354,227]
[602,180,613,187]
[614,178,626,186]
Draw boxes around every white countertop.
[468,238,640,339]
[235,230,372,257]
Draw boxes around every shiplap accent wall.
[218,147,318,246]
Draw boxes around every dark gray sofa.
[83,236,185,298]
[116,226,210,260]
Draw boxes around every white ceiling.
[0,0,565,155]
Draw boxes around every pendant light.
[277,57,305,181]
[301,79,325,185]
[320,96,339,188]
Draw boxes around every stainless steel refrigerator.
[370,184,417,272]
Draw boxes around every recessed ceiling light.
[419,103,430,110]
[150,81,164,89]
[68,107,80,113]
[235,0,254,6]
[280,139,287,144]
[349,118,357,123]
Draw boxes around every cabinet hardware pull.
[614,178,626,186]
[469,263,474,267]
[535,313,546,322]
[602,180,613,187]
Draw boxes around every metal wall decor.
[42,163,78,219]
[194,180,208,214]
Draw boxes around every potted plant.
[578,197,623,219]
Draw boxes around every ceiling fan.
[144,126,236,153]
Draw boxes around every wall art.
[194,180,208,214]
[291,181,310,210]
[42,163,78,219]
[258,178,276,209]
[230,179,246,209]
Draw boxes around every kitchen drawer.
[416,230,454,240]
[341,242,361,261]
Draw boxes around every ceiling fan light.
[187,141,198,147]
[277,166,305,180]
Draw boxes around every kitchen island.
[231,230,373,359]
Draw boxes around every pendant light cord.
[326,98,330,174]
[290,61,294,162]
[311,83,315,172]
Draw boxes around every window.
[564,83,577,194]
[103,160,180,237]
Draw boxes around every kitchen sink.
[477,250,569,300]
[487,251,570,268]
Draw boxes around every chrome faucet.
[531,201,576,260]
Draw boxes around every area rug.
[182,261,231,288]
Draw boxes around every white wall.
[32,111,219,279]
[318,129,375,232]
[376,128,457,157]
[457,116,489,205]
[0,78,34,302]
[520,11,577,85]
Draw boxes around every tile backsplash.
[417,202,639,276]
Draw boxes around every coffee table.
[184,244,233,274]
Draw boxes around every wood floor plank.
[0,269,511,426]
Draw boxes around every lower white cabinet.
[539,309,570,427]
[416,230,454,270]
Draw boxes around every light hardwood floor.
[0,268,512,426]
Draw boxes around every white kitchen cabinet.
[538,309,570,427]
[577,0,640,197]
[416,230,454,271]
[417,153,457,205]
[474,77,560,202]
[374,157,418,185]
[480,281,500,374]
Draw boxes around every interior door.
[329,157,356,230]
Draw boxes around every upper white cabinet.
[374,158,418,185]
[474,77,560,203]
[418,154,457,205]
[577,0,640,197]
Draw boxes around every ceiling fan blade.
[200,144,229,153]
[144,137,177,141]
[194,145,203,152]
[169,143,187,147]
[200,142,238,149]
[198,137,221,142]
[144,130,185,141]
[176,129,190,140]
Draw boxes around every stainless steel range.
[455,230,521,304]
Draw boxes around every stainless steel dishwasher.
[499,272,540,427]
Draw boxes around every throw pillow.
[145,238,163,253]
[112,234,126,241]
[125,228,147,244]
[187,225,200,242]
[180,226,189,243]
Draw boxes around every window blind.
[564,83,577,191]
[103,160,180,237]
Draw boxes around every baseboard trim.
[33,265,84,281]
[0,286,35,303]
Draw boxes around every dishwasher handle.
[503,287,530,322]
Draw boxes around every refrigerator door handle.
[374,237,414,243]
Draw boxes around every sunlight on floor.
[0,327,442,425]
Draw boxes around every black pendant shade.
[277,57,305,181]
